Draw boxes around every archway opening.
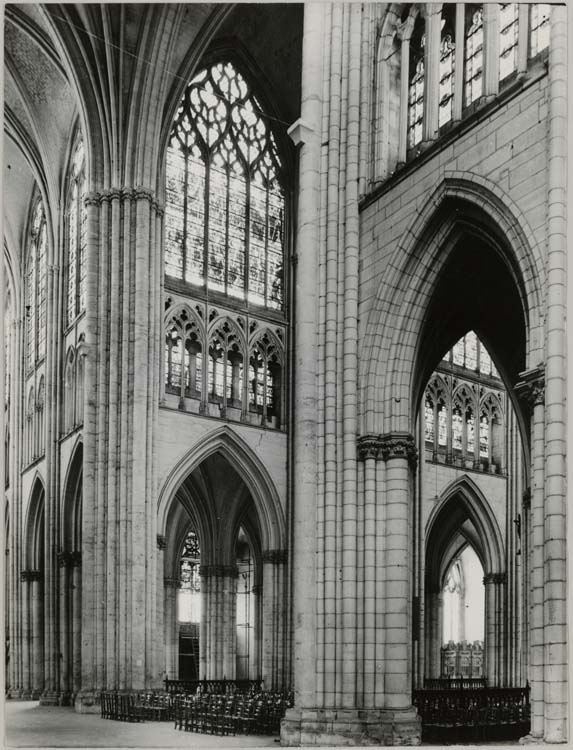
[164,451,264,684]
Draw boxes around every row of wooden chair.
[100,691,172,722]
[173,691,293,735]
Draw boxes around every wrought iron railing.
[163,678,262,695]
[413,685,530,742]
[424,677,487,690]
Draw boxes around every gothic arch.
[24,475,45,569]
[158,425,285,553]
[61,439,83,551]
[425,475,505,585]
[361,174,544,440]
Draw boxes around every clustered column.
[261,550,288,690]
[199,565,238,680]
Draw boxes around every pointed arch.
[24,475,46,569]
[61,439,83,551]
[361,174,544,442]
[425,474,505,586]
[158,425,285,553]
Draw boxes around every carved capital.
[483,572,506,585]
[70,551,82,567]
[57,551,73,568]
[251,584,263,596]
[133,186,155,203]
[164,577,181,589]
[21,569,42,583]
[156,535,167,550]
[199,564,238,579]
[261,549,288,565]
[522,487,531,509]
[357,434,384,461]
[515,367,545,410]
[380,432,418,468]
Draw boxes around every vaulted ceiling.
[4,3,303,284]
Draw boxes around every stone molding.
[84,187,163,215]
[515,367,545,409]
[261,549,288,565]
[483,572,507,585]
[21,569,42,582]
[164,577,181,589]
[356,434,384,461]
[199,564,239,579]
[156,535,167,550]
[357,432,418,467]
[380,432,418,468]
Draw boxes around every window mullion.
[182,138,190,283]
[203,158,210,289]
[75,180,82,319]
[224,165,230,296]
[264,184,270,308]
[245,172,251,304]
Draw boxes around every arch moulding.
[157,425,285,553]
[361,172,544,437]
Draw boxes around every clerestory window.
[529,4,550,58]
[165,60,285,311]
[25,199,47,370]
[499,4,519,82]
[464,7,483,106]
[66,137,87,326]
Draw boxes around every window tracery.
[209,319,244,410]
[165,61,285,311]
[439,32,455,128]
[249,331,282,427]
[66,137,87,326]
[26,387,35,464]
[36,377,45,459]
[26,199,48,370]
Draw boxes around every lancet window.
[36,377,45,459]
[499,4,519,81]
[249,331,282,428]
[209,320,243,409]
[439,9,456,128]
[26,387,35,465]
[465,7,483,106]
[25,199,48,370]
[165,60,285,311]
[178,529,201,623]
[165,308,204,401]
[408,20,425,149]
[66,136,87,326]
[529,4,550,58]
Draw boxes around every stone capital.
[515,367,545,409]
[357,434,384,461]
[70,551,82,567]
[163,577,181,589]
[380,432,418,469]
[199,564,238,579]
[261,549,288,565]
[21,569,42,583]
[156,534,167,550]
[57,551,73,568]
[522,487,531,509]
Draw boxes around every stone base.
[281,706,422,746]
[74,690,101,714]
[519,734,544,745]
[39,691,60,706]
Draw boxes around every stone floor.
[3,700,524,750]
[3,700,279,749]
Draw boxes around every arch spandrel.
[361,174,544,439]
[157,425,285,554]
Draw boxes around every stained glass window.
[66,138,87,325]
[530,4,550,58]
[453,338,465,366]
[479,342,492,376]
[438,404,448,446]
[425,400,435,442]
[453,408,463,450]
[439,34,455,128]
[178,529,201,623]
[479,415,489,457]
[465,332,477,370]
[466,411,475,453]
[249,332,282,425]
[25,200,47,369]
[166,61,285,311]
[499,4,518,82]
[465,8,483,106]
[408,57,425,148]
